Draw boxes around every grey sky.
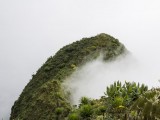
[1,0,160,119]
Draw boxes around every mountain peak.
[10,33,126,120]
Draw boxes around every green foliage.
[55,107,64,115]
[131,88,160,120]
[10,33,160,120]
[113,96,124,108]
[98,106,106,114]
[79,104,93,119]
[11,80,71,120]
[105,81,148,108]
[80,97,91,106]
[68,113,80,120]
[10,33,126,120]
[104,81,148,119]
[66,82,159,120]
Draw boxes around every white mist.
[64,53,160,105]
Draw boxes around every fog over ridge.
[1,0,160,119]
[64,53,160,105]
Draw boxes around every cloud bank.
[64,53,160,105]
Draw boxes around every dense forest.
[10,33,160,120]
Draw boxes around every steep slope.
[10,33,126,120]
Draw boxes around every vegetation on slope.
[10,33,160,120]
[131,88,160,120]
[10,33,125,120]
[67,81,149,120]
[67,82,160,120]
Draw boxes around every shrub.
[79,105,93,119]
[68,113,80,120]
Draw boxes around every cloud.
[64,53,160,105]
[1,0,160,119]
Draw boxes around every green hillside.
[11,33,160,120]
[10,33,125,120]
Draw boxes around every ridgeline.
[10,33,160,120]
[10,33,125,119]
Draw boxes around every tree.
[68,113,80,120]
[79,105,93,120]
[104,81,148,119]
[80,97,91,106]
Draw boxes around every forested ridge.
[10,33,160,120]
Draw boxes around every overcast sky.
[1,0,160,119]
